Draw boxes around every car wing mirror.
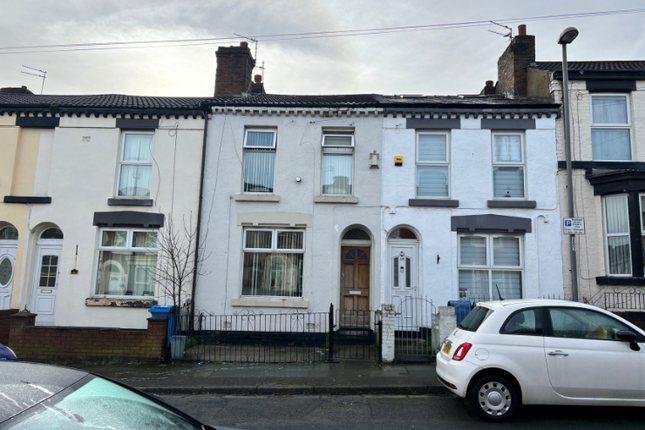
[616,330,641,351]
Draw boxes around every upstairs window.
[118,133,154,197]
[322,134,354,195]
[416,133,449,198]
[591,95,631,161]
[243,129,277,193]
[492,133,525,199]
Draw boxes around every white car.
[436,299,645,421]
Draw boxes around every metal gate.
[395,297,435,362]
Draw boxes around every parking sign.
[563,218,585,235]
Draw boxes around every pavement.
[72,360,449,396]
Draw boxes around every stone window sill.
[234,194,280,202]
[409,199,459,207]
[107,198,154,206]
[596,277,645,286]
[85,297,157,308]
[314,195,358,204]
[231,297,309,309]
[487,200,537,209]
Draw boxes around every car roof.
[0,362,89,422]
[476,299,589,311]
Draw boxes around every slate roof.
[530,61,645,73]
[209,93,380,107]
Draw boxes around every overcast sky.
[2,0,644,97]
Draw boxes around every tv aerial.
[21,65,47,94]
[488,21,513,40]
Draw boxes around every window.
[322,134,353,195]
[242,229,304,297]
[416,133,449,197]
[591,94,631,161]
[458,305,494,332]
[604,195,632,276]
[243,129,276,193]
[458,235,523,300]
[0,226,18,240]
[95,229,157,296]
[501,309,542,335]
[548,307,632,340]
[118,133,154,197]
[492,133,525,198]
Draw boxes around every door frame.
[30,238,63,325]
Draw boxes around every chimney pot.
[254,74,262,84]
[240,41,248,48]
[518,24,527,36]
[486,80,494,87]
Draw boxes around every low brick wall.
[9,311,168,362]
[0,309,19,343]
[614,311,645,331]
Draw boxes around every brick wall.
[8,311,168,362]
[214,42,256,96]
[0,309,19,343]
[380,305,396,363]
[496,34,535,98]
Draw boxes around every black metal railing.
[333,307,380,360]
[394,297,435,362]
[605,290,645,311]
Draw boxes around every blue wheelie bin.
[148,305,176,346]
[447,300,473,325]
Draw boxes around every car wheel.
[469,375,519,421]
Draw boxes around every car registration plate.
[442,343,451,355]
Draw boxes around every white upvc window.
[322,133,354,195]
[591,94,632,161]
[492,133,525,199]
[243,129,277,193]
[117,132,154,197]
[95,228,158,297]
[604,194,632,276]
[242,229,305,297]
[416,132,449,198]
[458,235,523,300]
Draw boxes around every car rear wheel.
[469,375,519,421]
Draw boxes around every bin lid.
[148,305,176,314]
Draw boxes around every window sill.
[107,198,154,206]
[231,297,309,309]
[487,200,537,209]
[4,196,52,204]
[234,194,280,202]
[314,195,358,204]
[409,199,459,207]
[85,297,157,308]
[596,277,645,286]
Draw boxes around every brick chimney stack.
[496,24,535,98]
[214,42,256,96]
[481,80,496,95]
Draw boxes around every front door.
[340,247,370,329]
[389,244,418,328]
[31,245,62,325]
[0,241,17,309]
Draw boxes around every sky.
[1,0,645,97]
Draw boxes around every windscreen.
[459,305,494,332]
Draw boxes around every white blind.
[493,167,524,198]
[605,195,631,275]
[246,131,275,147]
[592,96,628,124]
[491,271,522,299]
[244,151,275,193]
[322,153,352,195]
[608,236,631,275]
[277,231,304,250]
[418,134,447,162]
[323,135,353,146]
[416,166,448,197]
[493,237,520,267]
[245,231,272,249]
[123,134,153,162]
[605,195,629,234]
[458,270,489,297]
[460,237,486,266]
[493,135,522,162]
[591,129,631,161]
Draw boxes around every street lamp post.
[558,27,579,302]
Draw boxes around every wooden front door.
[340,247,370,329]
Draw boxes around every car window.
[458,306,494,332]
[501,308,542,335]
[548,307,633,341]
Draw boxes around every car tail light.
[452,343,472,361]
[440,336,449,348]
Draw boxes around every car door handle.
[548,350,569,357]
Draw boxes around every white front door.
[31,244,62,325]
[389,244,418,329]
[0,241,17,309]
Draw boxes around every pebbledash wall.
[1,111,205,329]
[196,103,383,315]
[381,111,565,307]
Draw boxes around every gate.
[395,297,435,362]
[332,305,380,361]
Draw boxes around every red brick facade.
[214,42,256,96]
[8,311,168,362]
[496,33,535,98]
[0,309,19,343]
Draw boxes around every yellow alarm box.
[394,156,403,166]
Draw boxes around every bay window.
[243,129,277,193]
[242,229,304,297]
[322,134,354,195]
[458,235,523,300]
[416,132,449,197]
[492,133,525,198]
[95,229,157,296]
[118,133,154,197]
[591,94,631,161]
